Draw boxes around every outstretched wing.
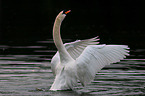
[64,36,99,59]
[75,45,129,86]
[51,36,99,75]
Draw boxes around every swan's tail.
[50,65,77,91]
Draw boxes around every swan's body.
[50,10,129,91]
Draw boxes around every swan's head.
[56,10,71,22]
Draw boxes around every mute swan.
[50,10,129,91]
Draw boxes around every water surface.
[0,39,145,96]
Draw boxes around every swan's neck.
[53,17,73,63]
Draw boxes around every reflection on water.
[0,40,145,96]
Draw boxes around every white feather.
[75,45,129,86]
[51,37,100,75]
[50,10,130,91]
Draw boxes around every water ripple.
[0,40,145,95]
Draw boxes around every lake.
[0,39,145,96]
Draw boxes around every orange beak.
[65,10,71,14]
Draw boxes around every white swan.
[50,10,129,91]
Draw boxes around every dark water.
[0,39,145,96]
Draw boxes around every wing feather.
[75,45,129,86]
[64,36,99,59]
